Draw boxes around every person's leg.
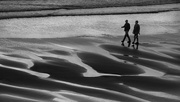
[126,31,131,43]
[121,32,127,42]
[136,35,139,44]
[132,35,136,44]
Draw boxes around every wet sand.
[1,34,180,102]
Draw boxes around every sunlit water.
[0,11,180,38]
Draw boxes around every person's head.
[135,20,138,24]
[125,20,128,23]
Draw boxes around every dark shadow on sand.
[112,53,180,75]
[117,76,180,94]
[161,52,180,60]
[31,57,86,78]
[48,50,72,56]
[100,44,180,66]
[0,65,141,102]
[1,55,180,102]
[77,52,144,75]
[0,58,27,68]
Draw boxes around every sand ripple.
[0,37,180,102]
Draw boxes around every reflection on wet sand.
[0,37,180,102]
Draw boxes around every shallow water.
[0,11,180,38]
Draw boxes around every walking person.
[121,20,131,45]
[132,20,140,44]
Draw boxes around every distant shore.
[0,3,179,20]
[1,0,180,12]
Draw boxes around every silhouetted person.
[132,20,140,44]
[121,20,131,45]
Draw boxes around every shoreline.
[2,33,180,43]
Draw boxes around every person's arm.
[121,24,125,28]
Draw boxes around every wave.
[0,3,180,20]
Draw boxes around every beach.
[1,1,180,102]
[1,34,180,102]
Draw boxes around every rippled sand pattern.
[0,37,180,102]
